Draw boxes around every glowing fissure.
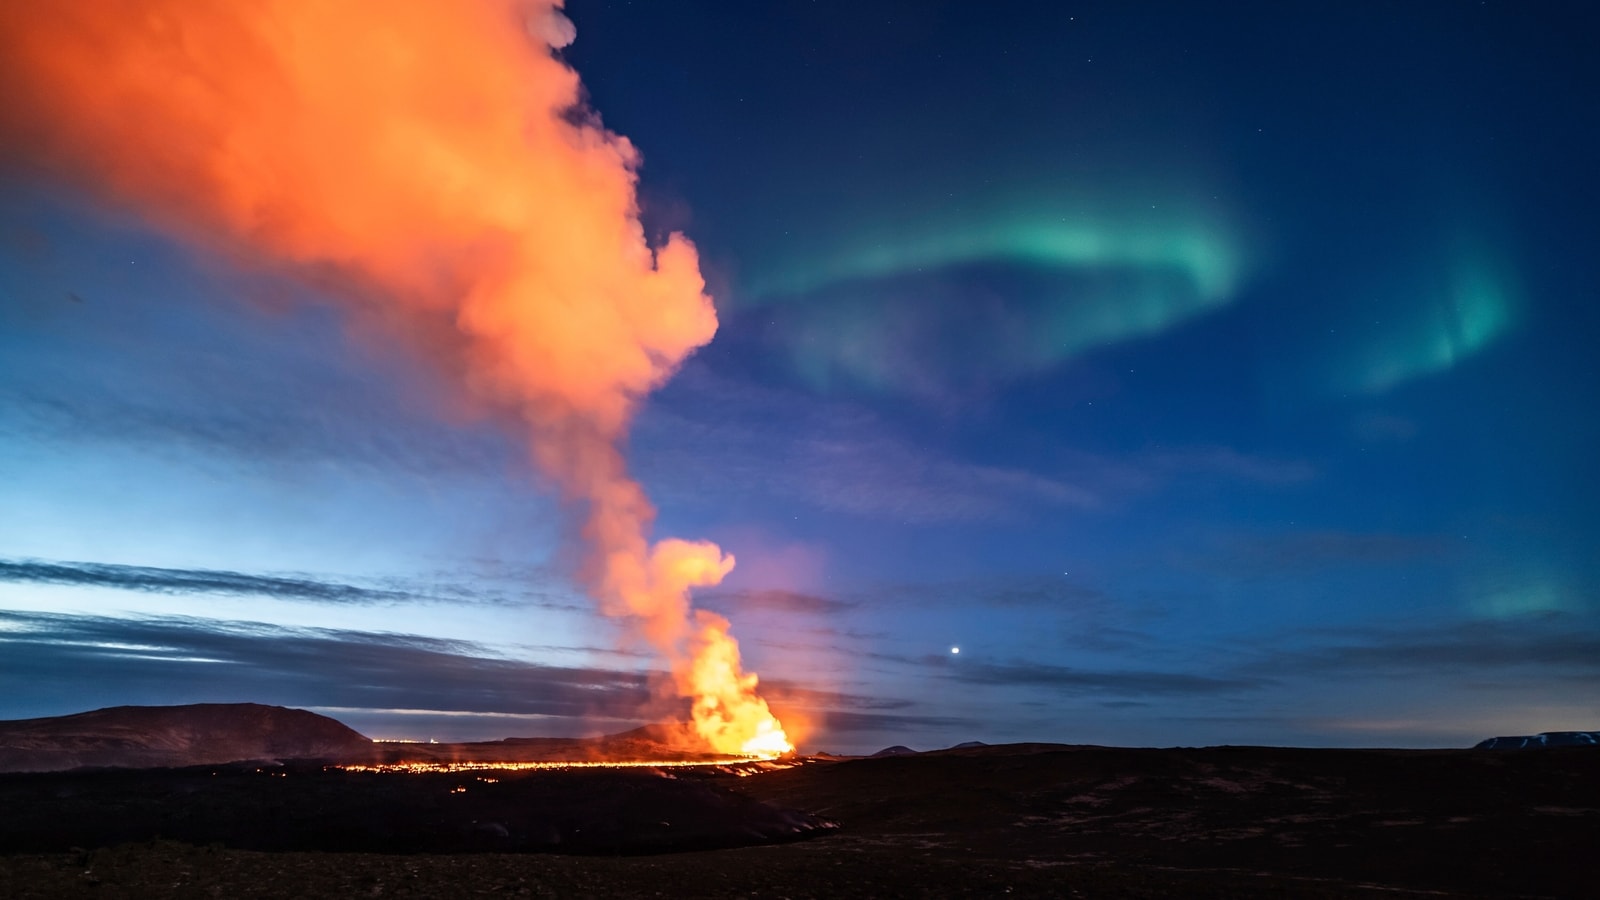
[0,0,788,757]
[336,758,797,774]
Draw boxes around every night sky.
[2,1,1596,753]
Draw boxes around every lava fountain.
[0,0,789,757]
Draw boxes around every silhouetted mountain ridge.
[1474,730,1599,750]
[0,703,371,772]
[867,741,989,757]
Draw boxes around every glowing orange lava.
[336,758,797,775]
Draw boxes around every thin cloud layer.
[2,558,408,605]
[0,557,562,608]
[0,610,659,724]
[698,588,860,617]
[1187,531,1454,577]
[1245,614,1600,677]
[938,657,1272,697]
[638,365,1315,525]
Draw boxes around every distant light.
[950,646,960,654]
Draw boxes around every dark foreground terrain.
[1,743,1596,898]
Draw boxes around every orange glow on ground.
[334,758,798,775]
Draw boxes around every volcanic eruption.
[0,0,789,757]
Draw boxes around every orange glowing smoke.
[0,0,789,757]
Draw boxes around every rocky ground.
[1,743,1595,898]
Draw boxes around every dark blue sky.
[2,0,1596,752]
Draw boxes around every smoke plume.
[0,0,789,755]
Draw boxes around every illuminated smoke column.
[0,0,789,756]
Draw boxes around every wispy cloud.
[758,680,918,712]
[800,709,979,735]
[635,366,1104,524]
[1142,445,1316,486]
[0,557,575,609]
[1,557,410,604]
[1245,613,1600,677]
[698,588,859,616]
[942,657,1272,696]
[860,576,1113,610]
[641,416,1100,525]
[0,345,517,479]
[637,363,1315,525]
[0,610,659,723]
[1182,530,1453,577]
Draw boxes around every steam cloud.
[0,0,788,755]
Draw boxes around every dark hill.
[0,703,371,772]
[1475,730,1599,750]
[869,745,917,757]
